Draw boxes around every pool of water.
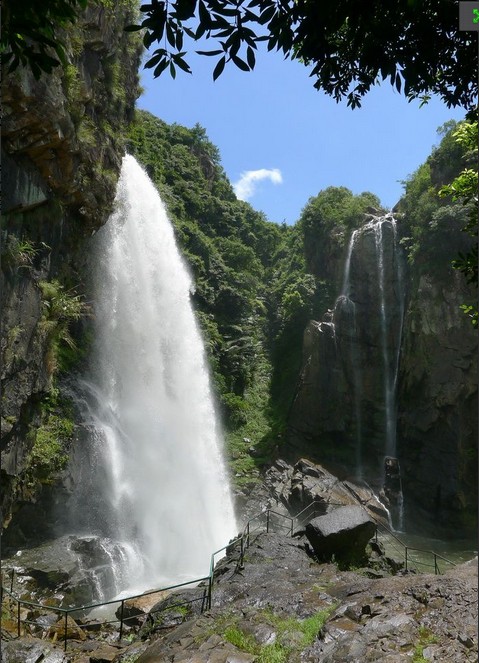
[377,529,477,573]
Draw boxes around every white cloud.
[233,168,283,201]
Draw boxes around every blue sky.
[138,48,465,226]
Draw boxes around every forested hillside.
[127,110,394,490]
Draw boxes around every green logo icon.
[473,8,479,22]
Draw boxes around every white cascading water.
[75,154,237,597]
[373,218,405,529]
[337,229,364,477]
[337,217,405,527]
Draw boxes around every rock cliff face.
[1,2,142,546]
[398,271,477,533]
[286,214,477,536]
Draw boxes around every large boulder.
[305,505,376,564]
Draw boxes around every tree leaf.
[246,45,255,69]
[213,55,226,80]
[172,53,192,73]
[153,58,169,77]
[196,49,224,56]
[166,21,176,47]
[231,54,249,71]
[144,53,163,69]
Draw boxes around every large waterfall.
[72,155,237,597]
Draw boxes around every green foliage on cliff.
[438,121,478,326]
[26,391,75,485]
[1,0,140,78]
[397,119,477,304]
[1,235,38,270]
[299,187,382,277]
[38,279,89,378]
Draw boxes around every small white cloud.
[233,168,283,201]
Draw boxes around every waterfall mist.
[71,155,237,597]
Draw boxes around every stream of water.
[71,155,237,598]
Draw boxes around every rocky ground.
[2,460,477,662]
[2,530,477,663]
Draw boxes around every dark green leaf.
[395,72,402,92]
[199,1,211,27]
[259,5,276,24]
[213,55,226,80]
[176,29,184,51]
[153,58,169,77]
[174,56,192,73]
[166,21,176,47]
[231,54,249,71]
[145,53,163,69]
[197,49,224,56]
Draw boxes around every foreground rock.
[2,533,477,662]
[135,534,477,663]
[305,505,376,563]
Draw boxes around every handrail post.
[17,601,21,637]
[240,536,244,566]
[11,568,14,593]
[246,522,250,548]
[207,573,212,610]
[290,518,293,537]
[434,554,438,575]
[266,510,270,533]
[119,600,125,641]
[64,612,68,652]
[405,547,408,572]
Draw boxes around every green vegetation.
[38,279,89,377]
[412,626,438,662]
[397,120,477,299]
[1,0,139,78]
[26,390,75,484]
[218,606,336,661]
[438,121,478,326]
[1,235,38,270]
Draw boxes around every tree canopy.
[131,0,477,109]
[2,0,477,110]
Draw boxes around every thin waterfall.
[338,229,364,478]
[371,217,405,529]
[373,218,405,462]
[334,216,405,520]
[72,155,237,597]
[374,221,396,458]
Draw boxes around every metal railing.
[0,501,455,651]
